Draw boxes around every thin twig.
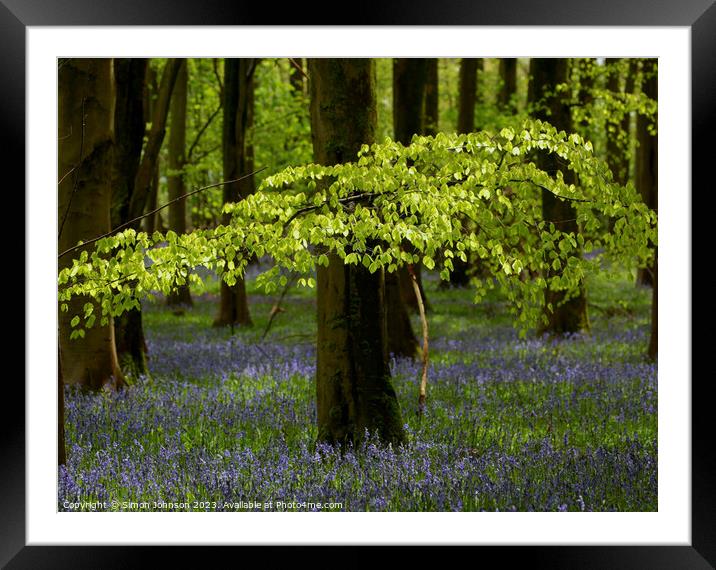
[260,272,298,341]
[187,103,222,162]
[57,166,76,186]
[58,167,267,260]
[408,264,429,417]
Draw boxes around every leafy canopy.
[58,118,656,338]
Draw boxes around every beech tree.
[110,58,150,373]
[58,60,657,449]
[636,59,658,289]
[114,58,181,373]
[214,58,256,328]
[166,59,193,309]
[58,58,125,391]
[528,58,589,334]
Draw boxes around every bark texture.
[58,58,125,390]
[309,58,405,447]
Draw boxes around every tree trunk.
[498,58,518,110]
[58,58,125,390]
[636,59,658,288]
[143,65,160,235]
[166,59,193,308]
[385,271,419,358]
[128,58,182,221]
[445,58,483,288]
[423,59,439,137]
[58,346,66,466]
[214,58,254,328]
[457,58,479,135]
[309,58,405,447]
[648,248,658,361]
[529,58,589,335]
[576,58,596,134]
[110,58,150,375]
[606,58,635,187]
[389,58,427,350]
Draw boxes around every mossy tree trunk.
[58,58,125,391]
[529,58,589,335]
[110,58,150,375]
[214,58,255,328]
[166,59,193,309]
[309,58,405,447]
[636,59,658,288]
[498,58,518,111]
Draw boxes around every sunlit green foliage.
[58,117,656,339]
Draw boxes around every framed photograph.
[8,0,714,566]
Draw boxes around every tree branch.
[187,102,222,162]
[58,167,267,260]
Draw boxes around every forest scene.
[57,57,658,513]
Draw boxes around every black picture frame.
[6,0,714,567]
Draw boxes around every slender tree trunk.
[446,58,483,288]
[58,346,66,466]
[214,58,254,328]
[309,58,405,447]
[648,249,658,360]
[128,58,182,221]
[636,59,658,288]
[388,58,428,355]
[529,58,589,335]
[498,58,518,110]
[457,58,479,135]
[385,271,418,358]
[58,58,125,390]
[606,58,635,186]
[423,59,439,137]
[143,65,161,235]
[166,59,193,308]
[576,58,596,134]
[110,58,150,375]
[114,59,179,375]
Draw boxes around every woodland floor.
[59,266,657,512]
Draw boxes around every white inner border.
[27,27,691,545]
